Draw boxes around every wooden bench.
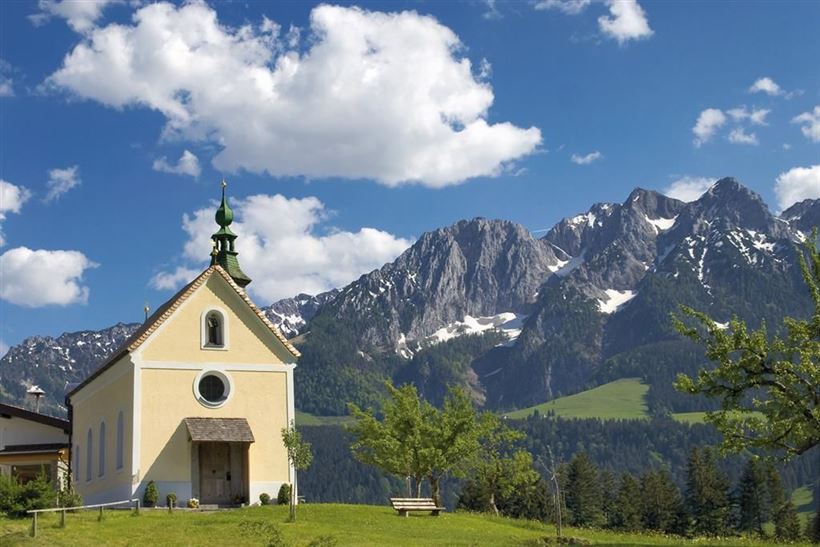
[389,497,445,517]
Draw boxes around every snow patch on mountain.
[644,214,678,232]
[597,289,637,314]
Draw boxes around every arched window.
[86,429,93,482]
[98,422,106,477]
[206,312,223,346]
[116,411,124,471]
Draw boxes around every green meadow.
[0,503,811,546]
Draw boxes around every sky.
[0,0,819,352]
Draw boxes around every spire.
[210,179,252,288]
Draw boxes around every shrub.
[238,519,288,547]
[187,498,200,509]
[307,536,339,547]
[143,481,159,507]
[277,484,291,505]
[57,473,82,511]
[259,492,271,505]
[166,492,177,510]
[0,473,57,517]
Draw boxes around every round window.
[194,371,232,407]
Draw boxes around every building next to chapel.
[66,184,300,505]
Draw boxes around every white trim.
[131,355,142,486]
[192,369,234,409]
[286,365,297,501]
[200,307,230,351]
[140,361,296,372]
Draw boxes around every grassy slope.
[0,503,809,546]
[504,378,650,420]
[295,411,353,426]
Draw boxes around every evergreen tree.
[564,452,603,528]
[610,472,643,531]
[686,447,731,536]
[640,469,685,534]
[774,499,802,542]
[598,469,617,527]
[807,508,820,544]
[737,458,768,535]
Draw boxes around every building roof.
[184,417,255,443]
[0,443,69,456]
[0,402,70,431]
[66,265,300,400]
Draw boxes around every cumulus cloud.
[29,0,118,33]
[0,60,14,97]
[44,165,81,202]
[663,176,716,202]
[792,106,820,143]
[534,0,591,15]
[46,3,540,188]
[748,77,782,96]
[0,180,32,246]
[153,150,201,178]
[726,106,770,126]
[692,108,726,147]
[0,247,97,307]
[774,165,820,211]
[152,193,413,302]
[598,0,653,44]
[727,127,758,146]
[570,151,602,165]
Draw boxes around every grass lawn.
[0,503,811,546]
[295,411,353,426]
[504,378,649,420]
[670,411,708,424]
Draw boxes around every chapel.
[67,183,299,506]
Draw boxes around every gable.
[138,273,296,364]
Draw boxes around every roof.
[184,417,255,443]
[67,265,300,399]
[0,403,70,431]
[0,443,69,456]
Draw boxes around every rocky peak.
[781,198,820,236]
[262,290,339,338]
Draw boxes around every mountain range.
[2,177,818,418]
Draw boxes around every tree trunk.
[489,491,499,516]
[429,475,441,508]
[415,476,422,498]
[289,489,296,522]
[406,476,412,497]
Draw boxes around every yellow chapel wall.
[134,274,295,503]
[70,355,135,505]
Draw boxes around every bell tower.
[210,179,252,288]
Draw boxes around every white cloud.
[29,0,119,33]
[727,127,758,146]
[0,247,97,307]
[153,193,413,302]
[726,106,770,126]
[570,151,602,165]
[44,165,81,202]
[150,266,200,291]
[482,0,502,20]
[598,0,653,44]
[0,339,8,359]
[0,180,32,247]
[0,60,14,98]
[774,165,820,211]
[663,176,716,202]
[692,108,726,147]
[792,106,820,143]
[748,77,782,96]
[46,3,541,188]
[153,150,201,178]
[534,0,591,15]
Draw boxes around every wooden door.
[199,443,231,504]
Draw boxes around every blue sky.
[1,0,819,350]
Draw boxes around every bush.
[259,492,271,505]
[166,492,177,509]
[238,519,288,547]
[57,473,82,510]
[143,481,159,507]
[307,536,338,547]
[0,473,57,517]
[277,484,291,505]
